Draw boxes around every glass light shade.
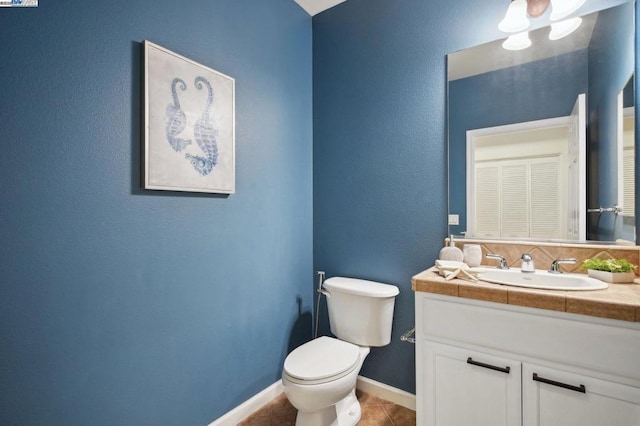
[498,0,530,33]
[502,31,532,51]
[550,0,586,21]
[549,17,583,40]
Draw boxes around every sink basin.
[476,268,608,291]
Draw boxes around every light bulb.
[498,0,530,33]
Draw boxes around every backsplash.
[449,239,640,275]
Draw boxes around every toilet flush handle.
[316,270,331,298]
[317,288,331,298]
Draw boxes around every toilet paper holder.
[400,327,415,344]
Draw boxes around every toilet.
[282,276,399,426]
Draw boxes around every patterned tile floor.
[238,389,416,425]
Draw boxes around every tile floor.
[238,389,416,425]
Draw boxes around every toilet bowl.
[281,277,399,426]
[282,336,370,426]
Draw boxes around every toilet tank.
[323,277,399,347]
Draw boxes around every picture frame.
[143,40,235,194]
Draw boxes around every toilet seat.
[284,336,361,385]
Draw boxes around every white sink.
[476,268,608,291]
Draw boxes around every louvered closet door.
[475,164,500,237]
[530,158,561,239]
[501,161,529,238]
[474,157,562,239]
[623,148,635,217]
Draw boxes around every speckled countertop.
[412,267,640,322]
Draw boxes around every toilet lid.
[284,336,360,382]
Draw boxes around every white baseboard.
[208,375,416,425]
[208,380,283,426]
[356,375,416,411]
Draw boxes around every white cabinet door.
[423,342,522,426]
[523,364,640,426]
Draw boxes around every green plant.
[580,258,637,273]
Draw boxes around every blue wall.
[312,0,500,394]
[587,1,635,241]
[312,0,629,394]
[1,0,637,422]
[0,0,312,424]
[448,50,589,236]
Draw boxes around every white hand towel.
[435,259,483,282]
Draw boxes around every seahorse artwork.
[165,77,191,152]
[185,76,219,176]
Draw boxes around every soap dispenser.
[439,235,464,262]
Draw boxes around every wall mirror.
[447,0,636,243]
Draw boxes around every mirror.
[447,1,636,243]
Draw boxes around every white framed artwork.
[143,40,235,194]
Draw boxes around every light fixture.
[498,0,530,33]
[502,31,532,51]
[549,17,583,40]
[550,0,586,21]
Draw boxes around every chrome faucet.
[486,253,508,269]
[521,253,535,273]
[549,258,577,274]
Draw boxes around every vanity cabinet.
[415,293,640,426]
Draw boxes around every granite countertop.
[412,267,640,322]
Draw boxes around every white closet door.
[624,147,635,217]
[530,159,561,239]
[475,164,501,237]
[475,157,562,239]
[501,162,529,238]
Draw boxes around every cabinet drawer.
[419,295,640,382]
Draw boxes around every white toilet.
[282,276,399,426]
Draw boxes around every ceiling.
[294,0,348,16]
